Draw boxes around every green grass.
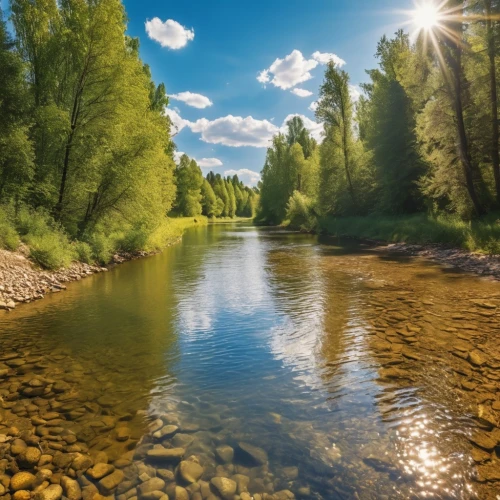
[319,213,500,254]
[208,216,253,224]
[145,216,208,251]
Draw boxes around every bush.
[87,232,115,265]
[120,226,150,253]
[15,206,52,237]
[285,191,317,231]
[28,233,74,269]
[74,241,94,264]
[0,208,19,250]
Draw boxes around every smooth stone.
[153,426,178,440]
[210,477,237,500]
[469,350,486,366]
[18,447,41,467]
[156,470,174,482]
[61,476,82,500]
[237,442,268,465]
[174,486,188,500]
[177,461,203,484]
[35,484,63,500]
[146,448,185,462]
[137,478,165,497]
[470,431,496,451]
[72,454,93,472]
[231,474,249,494]
[98,469,124,494]
[116,428,131,442]
[10,472,36,491]
[13,491,31,500]
[215,446,234,464]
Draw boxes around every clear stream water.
[2,223,500,499]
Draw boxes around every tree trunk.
[55,66,86,218]
[342,120,355,203]
[443,4,485,216]
[485,0,500,203]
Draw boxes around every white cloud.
[257,70,270,84]
[312,51,346,67]
[170,91,212,109]
[164,108,191,133]
[258,50,318,90]
[173,151,222,168]
[349,84,362,102]
[291,88,313,98]
[308,101,318,112]
[281,114,324,142]
[197,158,223,168]
[190,115,278,148]
[145,18,195,49]
[224,169,261,187]
[173,151,185,162]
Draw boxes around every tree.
[316,62,356,205]
[201,179,218,217]
[286,116,316,159]
[438,0,485,215]
[0,8,34,201]
[360,31,426,213]
[174,155,203,216]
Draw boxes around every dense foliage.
[258,2,500,232]
[0,1,254,268]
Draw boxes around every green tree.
[0,8,34,201]
[201,178,218,217]
[360,31,426,213]
[316,62,356,206]
[175,155,203,216]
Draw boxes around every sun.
[413,2,441,31]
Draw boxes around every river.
[1,223,500,499]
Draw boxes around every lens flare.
[413,3,441,31]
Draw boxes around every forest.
[258,1,500,252]
[2,0,500,270]
[0,0,256,269]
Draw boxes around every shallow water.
[2,223,500,499]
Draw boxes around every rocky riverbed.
[385,242,500,280]
[0,346,296,500]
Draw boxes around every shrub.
[87,232,115,265]
[0,208,19,250]
[28,233,74,270]
[15,206,51,237]
[74,241,94,264]
[120,226,150,253]
[285,191,317,231]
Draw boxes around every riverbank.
[317,213,500,280]
[0,217,206,311]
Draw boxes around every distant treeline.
[173,155,259,219]
[259,3,500,229]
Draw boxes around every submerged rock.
[177,460,204,484]
[237,442,268,465]
[210,477,237,500]
[146,447,185,462]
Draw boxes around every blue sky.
[2,0,419,186]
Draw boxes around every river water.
[1,223,500,499]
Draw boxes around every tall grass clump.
[13,206,74,269]
[0,206,19,251]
